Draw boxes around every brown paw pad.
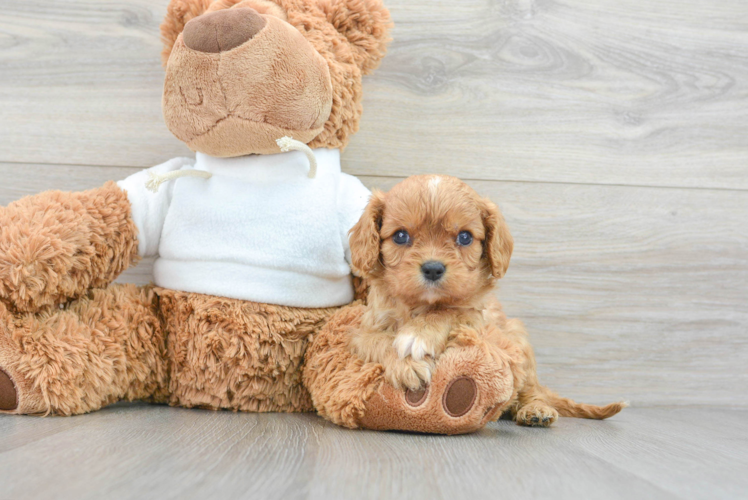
[405,386,429,407]
[443,377,477,417]
[0,369,18,411]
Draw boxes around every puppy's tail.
[547,391,627,420]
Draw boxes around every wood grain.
[1,0,748,189]
[1,164,746,407]
[0,0,191,167]
[347,0,748,190]
[0,405,745,500]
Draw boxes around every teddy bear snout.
[183,8,266,54]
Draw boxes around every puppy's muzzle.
[421,261,446,282]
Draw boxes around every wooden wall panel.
[1,1,747,188]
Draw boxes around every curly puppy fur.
[160,0,392,152]
[346,175,625,427]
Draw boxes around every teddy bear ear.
[160,0,213,67]
[322,0,393,74]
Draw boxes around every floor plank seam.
[3,160,748,194]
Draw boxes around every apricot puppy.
[347,175,625,427]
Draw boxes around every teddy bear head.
[159,0,391,157]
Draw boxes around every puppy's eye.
[457,231,473,246]
[392,230,411,246]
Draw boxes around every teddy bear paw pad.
[0,369,18,411]
[442,377,477,418]
[405,386,429,407]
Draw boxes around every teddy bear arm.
[0,182,139,313]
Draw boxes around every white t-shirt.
[117,149,370,308]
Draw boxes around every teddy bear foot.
[0,369,17,411]
[0,309,44,415]
[0,360,45,415]
[361,376,486,433]
[304,304,517,435]
[403,377,478,417]
[358,345,512,435]
[441,377,478,417]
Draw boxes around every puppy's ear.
[160,0,212,67]
[481,199,513,279]
[349,190,385,278]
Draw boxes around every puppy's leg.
[350,329,434,391]
[514,387,560,428]
[495,318,558,427]
[393,329,437,361]
[383,354,434,391]
[393,316,452,361]
[502,319,625,426]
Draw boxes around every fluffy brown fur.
[158,289,337,412]
[0,284,167,415]
[0,182,139,314]
[346,175,625,427]
[347,175,512,390]
[0,261,338,416]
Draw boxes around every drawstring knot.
[276,136,318,178]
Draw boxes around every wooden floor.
[0,405,745,500]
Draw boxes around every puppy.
[347,175,625,426]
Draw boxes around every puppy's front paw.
[393,332,435,361]
[384,357,434,391]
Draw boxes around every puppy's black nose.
[421,261,446,282]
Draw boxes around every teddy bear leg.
[157,289,337,412]
[304,305,515,435]
[0,284,168,415]
[356,345,515,435]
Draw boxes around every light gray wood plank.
[0,162,140,202]
[347,0,748,190]
[1,0,748,190]
[0,0,192,167]
[1,164,746,407]
[0,406,745,500]
[568,408,748,499]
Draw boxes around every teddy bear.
[0,0,515,434]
